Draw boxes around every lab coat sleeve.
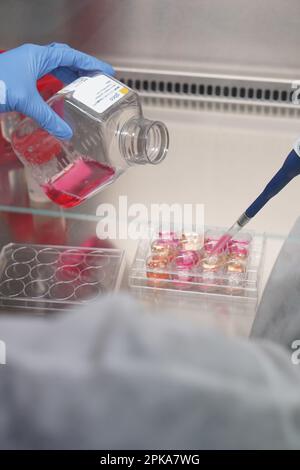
[1,220,300,449]
[251,216,300,349]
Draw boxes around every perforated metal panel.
[116,68,300,117]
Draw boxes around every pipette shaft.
[210,145,300,254]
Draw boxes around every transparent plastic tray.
[129,228,265,303]
[0,243,125,312]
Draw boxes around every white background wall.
[0,0,299,78]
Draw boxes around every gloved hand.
[0,43,114,139]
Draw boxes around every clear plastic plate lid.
[129,227,265,301]
[0,243,125,312]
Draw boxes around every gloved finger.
[50,67,78,85]
[41,44,115,78]
[47,42,71,49]
[19,92,73,140]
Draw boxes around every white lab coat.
[1,220,300,449]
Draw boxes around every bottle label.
[60,75,129,113]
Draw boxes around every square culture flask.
[11,73,169,208]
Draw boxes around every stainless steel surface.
[1,0,300,79]
[90,104,300,237]
[116,68,300,109]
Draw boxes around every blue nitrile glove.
[0,43,114,139]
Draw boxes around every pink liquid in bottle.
[42,158,115,208]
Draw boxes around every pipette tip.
[207,213,251,256]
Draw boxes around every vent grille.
[116,68,300,116]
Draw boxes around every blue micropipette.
[211,144,300,253]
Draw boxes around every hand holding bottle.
[0,43,114,139]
